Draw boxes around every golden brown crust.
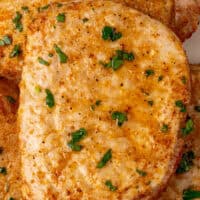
[0,78,21,199]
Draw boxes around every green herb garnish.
[54,44,68,63]
[13,12,23,32]
[105,180,117,191]
[67,128,87,151]
[97,149,112,168]
[6,96,16,104]
[57,3,63,7]
[181,76,187,84]
[45,89,55,108]
[48,53,53,57]
[8,198,15,200]
[102,26,122,41]
[136,169,147,177]
[22,6,29,12]
[0,35,12,46]
[38,57,50,66]
[101,50,134,71]
[82,18,89,23]
[90,100,101,111]
[9,44,21,58]
[0,167,7,175]
[161,124,169,133]
[56,13,65,22]
[111,111,128,127]
[38,4,50,12]
[176,151,195,174]
[183,189,200,200]
[147,100,154,106]
[158,75,163,81]
[145,69,155,77]
[194,106,200,112]
[175,100,186,112]
[181,118,194,136]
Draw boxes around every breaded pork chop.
[160,65,200,200]
[19,1,190,199]
[0,78,21,199]
[0,0,198,82]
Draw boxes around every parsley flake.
[136,169,147,177]
[161,124,169,133]
[0,35,12,46]
[22,6,29,12]
[6,96,16,104]
[67,128,87,151]
[101,50,134,71]
[38,57,50,66]
[0,167,7,175]
[111,111,128,127]
[183,189,200,200]
[38,4,50,12]
[194,106,200,112]
[176,151,195,174]
[54,44,68,63]
[13,12,23,32]
[97,149,112,168]
[56,13,65,22]
[102,26,122,41]
[45,89,55,108]
[181,118,194,136]
[9,44,21,58]
[175,100,186,112]
[145,69,155,77]
[105,180,117,191]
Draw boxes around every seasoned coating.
[19,1,190,199]
[0,0,198,82]
[0,78,21,200]
[160,65,200,200]
[175,0,200,41]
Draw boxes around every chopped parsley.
[82,18,89,23]
[90,100,101,111]
[8,198,15,200]
[181,118,194,136]
[105,180,117,191]
[13,12,23,32]
[97,149,112,168]
[54,44,68,63]
[57,3,63,7]
[147,100,154,106]
[35,85,41,93]
[9,44,21,58]
[0,167,7,175]
[176,151,195,174]
[6,96,16,104]
[183,189,200,200]
[194,106,200,112]
[161,124,169,133]
[38,57,50,66]
[175,100,186,112]
[158,75,163,81]
[136,169,147,177]
[111,111,128,127]
[48,53,53,57]
[145,69,155,77]
[21,6,29,12]
[0,35,12,46]
[45,89,55,108]
[101,50,134,71]
[67,128,87,151]
[56,13,65,22]
[181,76,187,84]
[102,26,122,41]
[38,4,50,12]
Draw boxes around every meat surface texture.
[19,1,190,199]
